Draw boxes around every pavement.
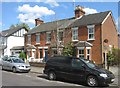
[30,66,44,74]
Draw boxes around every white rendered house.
[0,25,28,57]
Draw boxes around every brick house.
[24,6,118,65]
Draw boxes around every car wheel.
[48,71,56,80]
[87,75,98,87]
[12,67,17,73]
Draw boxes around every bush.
[19,52,26,61]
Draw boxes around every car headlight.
[100,73,108,78]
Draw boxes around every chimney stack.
[75,5,85,18]
[35,18,44,26]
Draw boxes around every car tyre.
[87,75,98,87]
[12,67,17,73]
[48,71,56,80]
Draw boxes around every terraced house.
[24,5,118,65]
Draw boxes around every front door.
[44,49,48,62]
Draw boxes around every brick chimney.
[35,18,44,26]
[75,5,85,18]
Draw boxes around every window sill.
[46,42,51,44]
[72,40,79,42]
[35,43,40,45]
[87,39,95,41]
[27,44,31,46]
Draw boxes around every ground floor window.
[78,49,84,58]
[86,49,90,60]
[40,49,42,58]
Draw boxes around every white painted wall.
[4,36,24,56]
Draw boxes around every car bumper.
[98,75,115,85]
[16,68,31,72]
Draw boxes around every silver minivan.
[2,56,31,73]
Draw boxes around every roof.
[1,24,28,37]
[27,11,111,35]
[10,46,24,50]
[75,41,93,47]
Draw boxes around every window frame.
[58,30,63,42]
[86,47,91,60]
[78,47,84,58]
[46,32,51,43]
[36,33,40,44]
[72,27,78,41]
[27,35,31,45]
[87,25,95,40]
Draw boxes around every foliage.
[10,25,15,29]
[62,42,74,56]
[19,52,26,60]
[22,23,30,30]
[108,48,120,66]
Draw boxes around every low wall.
[29,62,45,67]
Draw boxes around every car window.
[72,59,84,68]
[12,58,24,63]
[2,56,8,61]
[7,58,12,63]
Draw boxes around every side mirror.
[82,65,86,69]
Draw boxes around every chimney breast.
[75,5,85,18]
[35,18,44,26]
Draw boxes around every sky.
[0,1,120,33]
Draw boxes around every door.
[44,49,48,62]
[5,58,13,70]
[70,59,86,82]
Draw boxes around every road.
[2,70,118,88]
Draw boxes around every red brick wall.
[102,14,118,63]
[78,25,102,64]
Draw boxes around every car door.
[6,58,13,70]
[70,59,86,82]
[2,56,9,70]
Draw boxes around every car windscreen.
[81,59,97,68]
[12,58,24,63]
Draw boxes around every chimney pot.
[75,5,85,18]
[35,18,44,26]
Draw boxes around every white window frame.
[36,33,40,44]
[87,25,95,40]
[86,47,91,60]
[27,35,31,45]
[58,30,63,42]
[72,27,78,41]
[77,47,84,58]
[46,32,51,43]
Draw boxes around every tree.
[10,24,15,29]
[19,52,26,61]
[62,42,74,56]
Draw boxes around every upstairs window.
[36,33,40,44]
[87,25,95,40]
[27,35,31,44]
[72,27,78,41]
[59,31,63,42]
[46,32,51,43]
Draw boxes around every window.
[59,31,63,41]
[72,27,78,41]
[78,48,84,58]
[36,33,40,44]
[72,59,84,68]
[27,35,31,44]
[40,49,43,58]
[86,48,90,60]
[87,25,95,40]
[46,32,51,43]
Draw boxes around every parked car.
[43,56,115,87]
[2,56,31,73]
